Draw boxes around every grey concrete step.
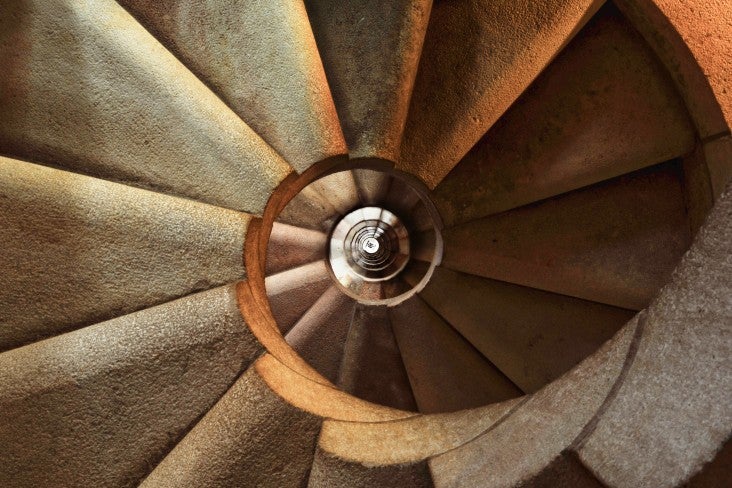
[305,0,432,161]
[116,0,347,174]
[417,267,634,393]
[266,222,327,276]
[389,296,523,413]
[0,285,262,487]
[0,0,290,214]
[141,363,321,488]
[285,286,357,383]
[430,3,695,224]
[0,157,250,351]
[337,305,418,411]
[398,0,605,188]
[439,161,691,310]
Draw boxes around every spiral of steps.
[0,0,730,487]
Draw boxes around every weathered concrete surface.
[266,261,332,335]
[430,4,694,223]
[0,157,250,351]
[337,305,417,411]
[440,162,691,310]
[429,317,639,487]
[141,366,320,488]
[575,182,732,488]
[306,0,432,161]
[309,448,433,488]
[390,296,523,413]
[266,222,327,276]
[399,0,605,188]
[118,0,347,174]
[0,285,262,488]
[419,267,634,393]
[285,286,356,384]
[0,0,289,214]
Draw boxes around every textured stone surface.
[399,0,605,187]
[337,305,417,411]
[684,438,732,487]
[309,448,433,488]
[0,0,289,214]
[285,286,356,383]
[390,296,522,413]
[703,135,732,200]
[430,4,694,223]
[310,170,361,215]
[266,261,333,335]
[118,0,347,173]
[576,183,732,488]
[419,267,633,393]
[279,186,339,231]
[440,162,691,310]
[306,0,432,161]
[353,168,391,205]
[517,452,605,488]
[141,366,320,488]
[266,222,327,276]
[0,157,249,351]
[429,317,638,487]
[0,285,262,487]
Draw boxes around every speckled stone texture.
[0,285,262,487]
[306,0,432,161]
[266,222,327,276]
[0,157,250,351]
[309,448,433,488]
[399,0,605,187]
[575,182,732,487]
[0,0,289,214]
[141,365,321,488]
[430,3,694,224]
[118,0,347,174]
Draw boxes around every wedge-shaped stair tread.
[390,296,522,413]
[0,158,250,351]
[285,286,356,383]
[118,0,346,173]
[353,168,391,206]
[141,362,320,488]
[278,186,339,231]
[440,161,691,310]
[266,261,333,335]
[0,0,289,213]
[338,305,418,411]
[309,170,361,216]
[266,222,327,276]
[306,0,432,160]
[432,3,695,224]
[400,0,613,187]
[0,285,262,487]
[417,267,635,393]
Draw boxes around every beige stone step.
[399,0,678,190]
[285,286,356,383]
[266,261,333,335]
[141,364,321,488]
[417,267,635,393]
[309,170,361,216]
[305,0,432,161]
[0,157,250,351]
[278,186,339,232]
[353,168,391,206]
[430,3,694,224]
[0,285,262,487]
[389,296,523,413]
[439,161,691,310]
[266,222,327,276]
[0,0,289,214]
[337,305,418,411]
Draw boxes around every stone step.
[353,168,391,206]
[305,0,432,161]
[0,285,262,487]
[389,296,523,413]
[417,267,635,393]
[399,0,605,188]
[439,161,691,310]
[337,305,418,411]
[430,3,694,224]
[266,222,327,276]
[0,0,291,215]
[0,157,250,351]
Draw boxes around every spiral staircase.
[1,0,730,486]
